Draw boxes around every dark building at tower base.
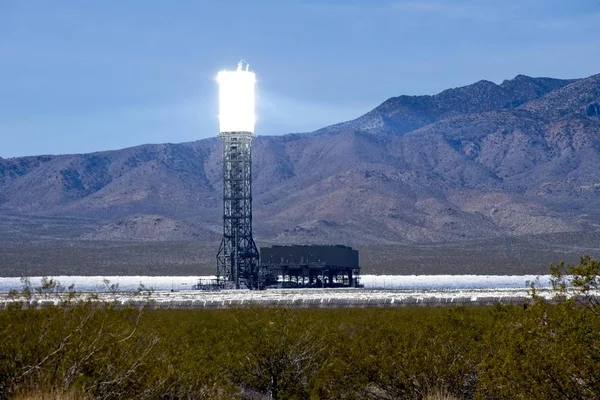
[260,245,361,288]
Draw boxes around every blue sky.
[1,0,599,157]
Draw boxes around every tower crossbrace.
[216,131,261,289]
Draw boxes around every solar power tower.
[215,62,261,289]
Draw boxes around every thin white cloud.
[390,0,519,22]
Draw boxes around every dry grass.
[424,390,460,400]
[12,388,89,400]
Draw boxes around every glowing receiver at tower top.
[217,62,256,133]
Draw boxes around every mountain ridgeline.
[2,73,600,246]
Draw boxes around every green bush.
[1,256,600,399]
[478,256,600,399]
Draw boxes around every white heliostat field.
[217,62,256,133]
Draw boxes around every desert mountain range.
[2,73,600,248]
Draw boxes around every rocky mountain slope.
[1,73,599,245]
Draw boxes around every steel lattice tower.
[215,63,260,289]
[216,132,260,288]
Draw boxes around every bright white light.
[217,64,256,133]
